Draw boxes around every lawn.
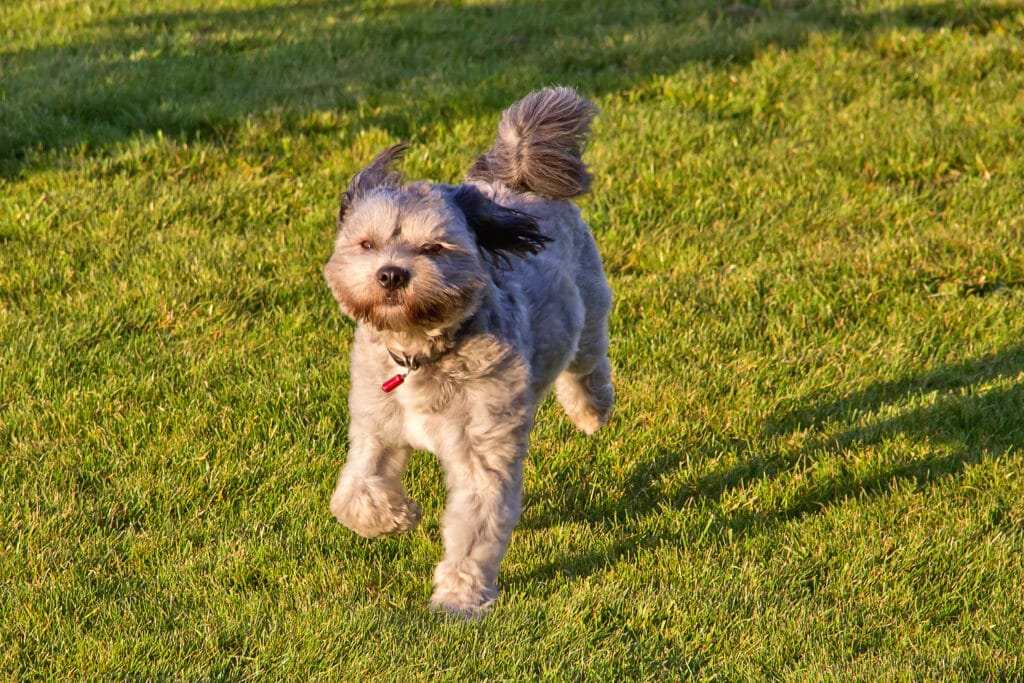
[2,0,1024,679]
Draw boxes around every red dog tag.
[382,373,406,393]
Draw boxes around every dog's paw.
[430,560,498,618]
[569,408,604,436]
[329,476,422,538]
[555,372,614,435]
[429,588,497,619]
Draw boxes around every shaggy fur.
[323,86,614,616]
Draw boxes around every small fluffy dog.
[323,87,614,615]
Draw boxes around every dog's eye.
[420,243,444,255]
[359,240,375,251]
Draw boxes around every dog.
[323,87,614,615]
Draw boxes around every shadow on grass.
[515,343,1024,583]
[3,0,1021,177]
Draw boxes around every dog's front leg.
[431,439,526,616]
[329,428,421,538]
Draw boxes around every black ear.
[452,185,552,268]
[337,143,408,226]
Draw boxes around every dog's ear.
[452,185,552,268]
[338,143,408,226]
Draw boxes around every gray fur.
[467,86,597,199]
[323,87,613,616]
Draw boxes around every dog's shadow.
[513,343,1024,585]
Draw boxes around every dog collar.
[380,348,420,392]
[380,320,474,393]
[386,347,425,370]
[379,352,409,393]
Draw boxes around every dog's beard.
[340,280,482,333]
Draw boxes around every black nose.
[376,265,410,291]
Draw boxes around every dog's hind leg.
[555,347,613,435]
[555,242,614,434]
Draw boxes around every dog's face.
[324,144,551,333]
[324,182,487,332]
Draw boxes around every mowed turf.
[2,0,1024,679]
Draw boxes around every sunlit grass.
[2,0,1023,679]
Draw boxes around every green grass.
[3,0,1024,678]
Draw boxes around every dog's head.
[323,144,551,332]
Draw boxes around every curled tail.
[467,86,597,200]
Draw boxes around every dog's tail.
[467,86,597,200]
